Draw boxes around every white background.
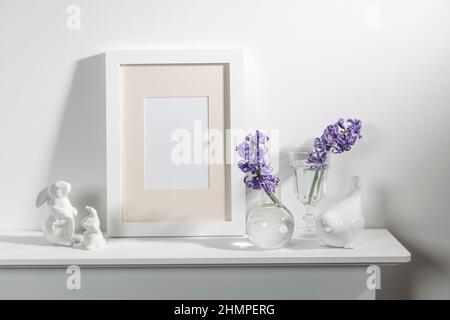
[1,0,449,299]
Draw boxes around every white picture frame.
[105,49,244,237]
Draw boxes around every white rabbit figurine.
[78,206,105,250]
[35,181,82,246]
[316,176,365,249]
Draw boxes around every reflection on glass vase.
[289,148,329,239]
[246,188,295,249]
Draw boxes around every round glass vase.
[289,148,329,239]
[246,189,295,249]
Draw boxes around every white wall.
[1,0,450,299]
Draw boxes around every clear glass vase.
[289,148,329,239]
[246,189,295,249]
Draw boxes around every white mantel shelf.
[0,229,410,267]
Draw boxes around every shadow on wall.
[374,185,412,299]
[374,186,448,299]
[47,54,106,231]
[378,236,450,299]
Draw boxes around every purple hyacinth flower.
[308,118,362,166]
[236,141,250,159]
[235,130,280,194]
[313,137,326,153]
[307,151,328,166]
[347,119,362,138]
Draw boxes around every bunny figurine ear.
[35,187,49,207]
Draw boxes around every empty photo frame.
[105,50,244,236]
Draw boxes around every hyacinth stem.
[267,191,282,206]
[308,169,325,205]
[308,171,319,204]
[254,168,290,213]
[266,191,292,215]
[316,170,324,194]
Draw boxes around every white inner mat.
[144,97,209,189]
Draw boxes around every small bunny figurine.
[316,176,365,249]
[35,181,82,246]
[78,206,105,250]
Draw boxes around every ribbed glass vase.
[289,147,329,238]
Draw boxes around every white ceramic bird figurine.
[316,176,365,249]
